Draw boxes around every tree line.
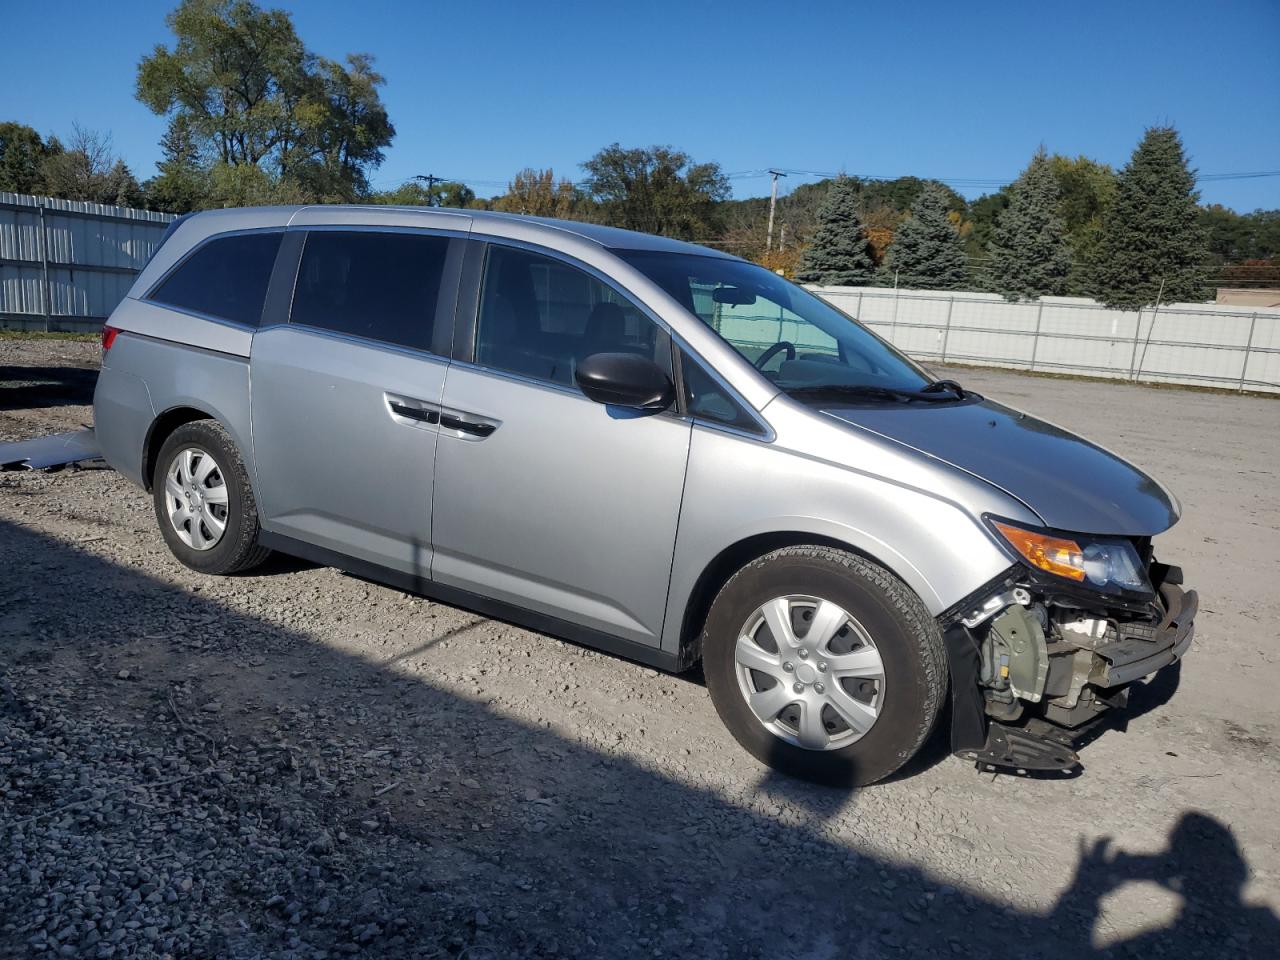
[750,132,1280,308]
[0,0,1276,309]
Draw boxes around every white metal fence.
[809,286,1280,395]
[2,194,1276,395]
[0,192,176,332]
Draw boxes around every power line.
[726,167,1280,188]
[1199,171,1280,181]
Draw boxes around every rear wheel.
[703,545,945,786]
[152,420,270,575]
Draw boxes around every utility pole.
[765,169,788,253]
[413,173,442,206]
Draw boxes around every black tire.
[702,545,945,786]
[152,419,271,575]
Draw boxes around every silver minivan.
[93,206,1196,784]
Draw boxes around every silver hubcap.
[164,447,229,551]
[735,595,885,751]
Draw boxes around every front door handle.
[388,400,440,424]
[439,413,497,437]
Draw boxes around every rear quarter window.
[148,231,282,327]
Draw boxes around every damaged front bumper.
[1086,584,1196,689]
[942,564,1197,775]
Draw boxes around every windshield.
[617,250,932,394]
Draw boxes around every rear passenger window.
[290,231,451,352]
[149,231,281,327]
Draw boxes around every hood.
[821,398,1179,537]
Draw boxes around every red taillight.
[101,325,120,352]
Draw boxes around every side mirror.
[575,352,675,411]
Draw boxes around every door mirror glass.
[575,353,675,411]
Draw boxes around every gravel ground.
[1,336,1278,959]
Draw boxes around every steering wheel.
[755,341,796,370]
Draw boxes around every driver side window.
[475,245,665,387]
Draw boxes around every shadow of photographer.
[1051,811,1279,956]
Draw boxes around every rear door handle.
[438,413,497,437]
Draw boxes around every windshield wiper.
[786,383,967,404]
[921,378,969,399]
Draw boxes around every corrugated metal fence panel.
[811,286,1280,394]
[0,264,45,315]
[0,203,42,261]
[0,192,174,329]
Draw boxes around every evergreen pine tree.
[1090,126,1209,308]
[145,117,210,213]
[989,149,1072,300]
[796,176,875,285]
[878,182,969,290]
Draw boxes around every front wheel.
[703,546,946,786]
[152,419,271,575]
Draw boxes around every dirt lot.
[1,336,1278,959]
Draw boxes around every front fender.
[659,425,1024,657]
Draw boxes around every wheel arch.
[142,406,220,491]
[671,527,941,669]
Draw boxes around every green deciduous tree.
[1090,126,1209,308]
[581,144,728,240]
[858,176,967,219]
[1200,205,1280,262]
[491,168,579,219]
[136,0,394,204]
[988,149,1072,299]
[371,180,477,209]
[1049,154,1116,292]
[795,176,875,286]
[136,0,308,167]
[286,54,395,200]
[205,160,309,207]
[878,182,969,289]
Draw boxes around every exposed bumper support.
[1094,585,1196,688]
[0,429,101,471]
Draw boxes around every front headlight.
[990,519,1149,593]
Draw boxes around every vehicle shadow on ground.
[1,518,1276,959]
[0,365,98,411]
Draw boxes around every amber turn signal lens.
[992,521,1085,581]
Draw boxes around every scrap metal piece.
[0,429,101,471]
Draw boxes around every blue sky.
[3,0,1278,211]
